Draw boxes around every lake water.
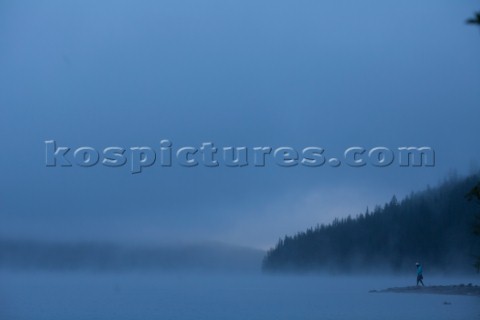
[0,271,478,320]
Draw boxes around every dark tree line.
[263,174,480,273]
[466,181,480,271]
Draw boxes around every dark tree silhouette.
[466,12,480,25]
[465,11,480,271]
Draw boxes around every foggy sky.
[1,0,480,249]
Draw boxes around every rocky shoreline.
[370,284,480,297]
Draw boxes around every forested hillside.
[263,174,480,273]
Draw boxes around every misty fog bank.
[0,238,264,274]
[1,237,476,277]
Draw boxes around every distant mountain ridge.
[263,173,480,273]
